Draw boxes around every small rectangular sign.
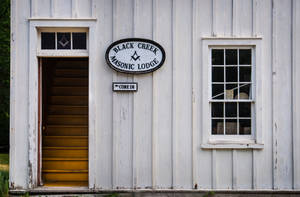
[112,82,138,92]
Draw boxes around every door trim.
[28,20,96,188]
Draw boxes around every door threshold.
[35,186,89,190]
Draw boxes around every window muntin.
[41,32,87,50]
[210,48,254,136]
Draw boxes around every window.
[201,38,263,149]
[211,48,253,136]
[37,28,88,57]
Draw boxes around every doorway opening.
[40,58,88,187]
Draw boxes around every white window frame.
[201,38,263,149]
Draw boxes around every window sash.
[210,102,254,135]
[209,47,255,136]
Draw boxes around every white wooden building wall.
[10,0,300,190]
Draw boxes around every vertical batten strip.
[292,0,300,189]
[212,149,217,189]
[212,0,216,36]
[112,0,118,189]
[211,1,216,190]
[171,0,177,188]
[291,0,294,188]
[232,0,237,36]
[252,150,257,189]
[71,0,78,18]
[191,0,197,189]
[271,0,277,189]
[252,0,258,187]
[252,1,258,187]
[252,0,257,36]
[90,0,94,18]
[31,0,37,17]
[52,0,58,18]
[50,0,54,18]
[132,0,137,188]
[30,0,33,17]
[129,1,134,188]
[152,0,157,189]
[232,150,237,189]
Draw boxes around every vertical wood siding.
[112,0,134,188]
[10,0,299,190]
[93,0,113,189]
[133,0,153,188]
[194,0,213,189]
[255,0,273,189]
[153,0,173,188]
[272,0,293,189]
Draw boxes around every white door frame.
[28,19,96,188]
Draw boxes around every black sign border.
[112,82,138,92]
[105,38,166,74]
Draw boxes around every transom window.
[37,28,88,57]
[41,32,87,50]
[210,48,254,136]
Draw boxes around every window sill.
[201,139,264,149]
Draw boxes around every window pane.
[212,84,224,99]
[41,32,55,49]
[225,102,237,117]
[212,119,224,135]
[239,102,251,117]
[226,49,237,65]
[239,49,251,65]
[225,119,237,135]
[226,67,238,82]
[57,33,71,49]
[239,83,251,99]
[212,49,224,65]
[212,67,224,82]
[240,67,251,82]
[226,84,238,99]
[239,119,251,135]
[72,32,87,49]
[212,102,223,117]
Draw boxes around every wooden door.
[41,58,88,187]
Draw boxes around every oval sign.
[105,38,166,74]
